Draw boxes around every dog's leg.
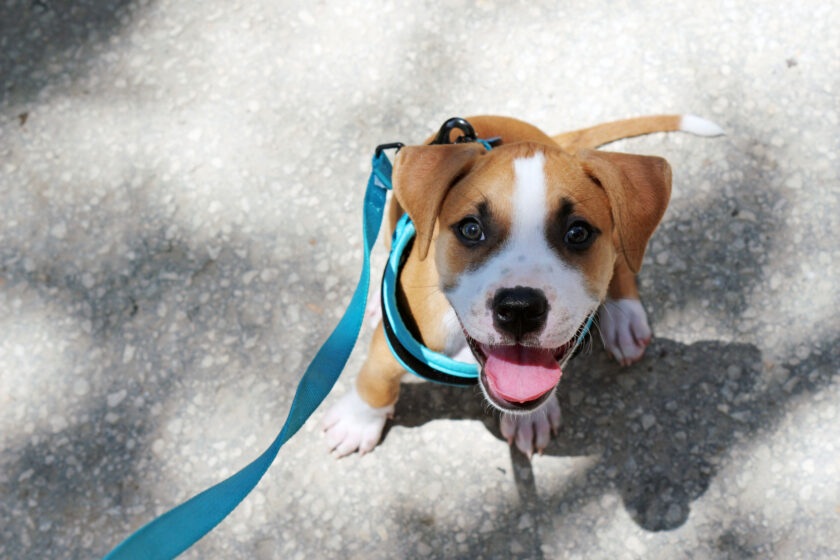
[323,323,404,457]
[500,393,562,457]
[599,259,652,365]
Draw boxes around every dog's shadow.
[387,336,815,532]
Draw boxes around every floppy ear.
[392,143,485,260]
[577,149,672,273]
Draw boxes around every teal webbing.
[103,152,394,559]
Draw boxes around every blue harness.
[380,214,479,386]
[103,128,593,559]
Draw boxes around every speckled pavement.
[1,1,839,558]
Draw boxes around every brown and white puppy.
[324,115,722,457]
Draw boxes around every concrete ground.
[1,0,839,558]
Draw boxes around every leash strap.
[103,152,393,559]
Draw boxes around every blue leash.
[103,133,594,558]
[103,151,394,559]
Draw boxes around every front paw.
[323,388,393,457]
[599,298,652,366]
[500,395,562,457]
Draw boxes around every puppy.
[324,115,721,457]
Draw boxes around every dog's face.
[435,145,613,411]
[394,141,671,413]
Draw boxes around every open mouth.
[464,331,575,413]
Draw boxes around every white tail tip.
[680,114,725,136]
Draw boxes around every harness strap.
[381,215,479,385]
[103,152,394,559]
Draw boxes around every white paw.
[323,388,393,457]
[499,395,562,457]
[599,298,652,366]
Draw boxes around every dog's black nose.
[492,286,548,340]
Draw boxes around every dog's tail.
[551,114,724,150]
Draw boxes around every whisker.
[592,313,606,347]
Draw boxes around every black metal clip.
[375,142,405,158]
[429,117,502,148]
[375,117,503,157]
[430,117,477,145]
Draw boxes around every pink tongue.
[482,345,562,403]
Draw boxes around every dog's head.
[393,141,671,413]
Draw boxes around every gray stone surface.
[1,0,839,558]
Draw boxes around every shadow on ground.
[0,0,145,105]
[389,333,839,558]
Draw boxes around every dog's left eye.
[564,221,595,249]
[454,217,485,245]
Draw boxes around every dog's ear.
[392,143,485,260]
[577,149,672,273]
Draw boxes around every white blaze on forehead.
[512,152,548,238]
[444,151,599,347]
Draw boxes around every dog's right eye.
[453,217,485,246]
